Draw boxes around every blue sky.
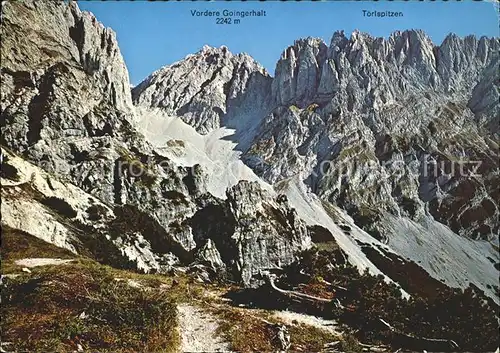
[79,1,499,85]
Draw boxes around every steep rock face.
[1,1,132,149]
[0,1,312,285]
[243,30,499,240]
[267,30,499,134]
[1,0,136,205]
[132,46,273,134]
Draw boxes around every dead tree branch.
[379,318,459,352]
[264,272,333,305]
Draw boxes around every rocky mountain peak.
[272,37,328,107]
[132,45,272,134]
[70,4,133,112]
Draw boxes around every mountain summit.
[132,45,271,134]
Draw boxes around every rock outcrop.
[132,29,499,241]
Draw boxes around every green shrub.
[41,196,78,218]
[1,155,20,181]
[282,249,499,351]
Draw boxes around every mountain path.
[177,304,231,352]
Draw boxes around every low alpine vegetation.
[278,248,499,352]
[1,259,179,353]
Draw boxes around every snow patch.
[135,107,272,198]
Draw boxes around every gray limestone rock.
[132,45,272,134]
[0,1,312,285]
[240,30,499,240]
